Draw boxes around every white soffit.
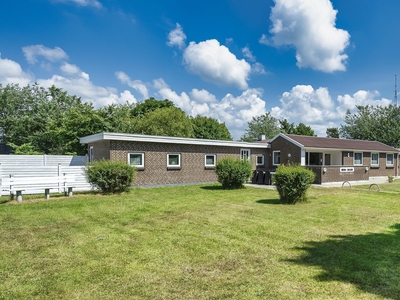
[80,132,269,148]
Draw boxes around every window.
[354,152,363,165]
[256,155,264,166]
[129,153,144,168]
[167,154,181,168]
[240,149,250,161]
[205,154,216,167]
[273,151,280,166]
[371,153,379,166]
[89,146,94,162]
[386,154,394,166]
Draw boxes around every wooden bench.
[1,175,75,202]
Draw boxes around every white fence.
[0,155,93,196]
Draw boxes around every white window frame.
[354,152,363,165]
[386,153,394,167]
[167,153,181,168]
[273,151,281,166]
[89,146,94,162]
[128,152,144,168]
[240,149,250,161]
[205,154,216,167]
[256,155,264,166]
[371,152,379,167]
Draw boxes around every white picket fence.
[0,155,93,196]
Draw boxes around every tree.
[279,119,295,134]
[326,127,339,138]
[240,113,280,142]
[136,107,194,137]
[191,116,232,140]
[131,98,175,118]
[294,123,315,136]
[340,105,400,147]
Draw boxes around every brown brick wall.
[108,141,269,186]
[89,140,110,160]
[270,136,301,169]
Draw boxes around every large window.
[371,153,379,166]
[205,154,216,167]
[129,153,144,168]
[167,154,181,168]
[256,155,264,166]
[273,151,280,166]
[240,149,250,161]
[387,154,394,166]
[354,152,363,165]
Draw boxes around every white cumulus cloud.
[167,23,187,49]
[115,71,148,99]
[0,54,32,86]
[22,45,68,64]
[53,0,102,8]
[183,39,251,89]
[268,0,350,72]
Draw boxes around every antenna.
[395,74,398,106]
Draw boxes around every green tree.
[191,116,232,140]
[132,98,175,118]
[240,112,280,142]
[97,102,138,134]
[340,105,400,147]
[279,119,295,134]
[136,107,194,137]
[294,123,315,136]
[326,127,339,138]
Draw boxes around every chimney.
[259,135,266,141]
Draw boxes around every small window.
[205,154,216,167]
[129,153,144,168]
[256,155,264,166]
[387,154,394,166]
[354,152,363,165]
[89,146,94,162]
[371,153,379,166]
[168,154,181,168]
[240,149,250,161]
[273,151,280,166]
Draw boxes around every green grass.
[1,182,400,299]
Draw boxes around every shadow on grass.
[200,185,224,190]
[288,224,400,299]
[256,199,281,205]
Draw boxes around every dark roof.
[285,134,398,152]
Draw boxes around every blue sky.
[1,0,399,139]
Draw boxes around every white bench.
[1,175,75,202]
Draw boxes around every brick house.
[80,132,399,186]
[269,134,399,183]
[79,132,268,186]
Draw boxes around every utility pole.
[395,74,398,106]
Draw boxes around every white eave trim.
[80,132,269,148]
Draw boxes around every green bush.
[215,157,253,189]
[85,159,136,193]
[273,164,315,204]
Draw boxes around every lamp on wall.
[365,167,369,172]
[323,168,327,174]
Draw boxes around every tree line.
[2,83,399,156]
[0,84,231,155]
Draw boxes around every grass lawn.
[1,181,400,299]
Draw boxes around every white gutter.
[80,132,269,149]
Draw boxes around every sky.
[1,0,399,140]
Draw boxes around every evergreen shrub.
[215,157,253,189]
[85,159,136,193]
[273,164,315,204]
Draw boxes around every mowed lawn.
[1,182,400,299]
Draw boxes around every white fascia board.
[269,133,304,149]
[80,132,269,149]
[304,147,399,154]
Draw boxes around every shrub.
[215,157,253,189]
[273,164,315,204]
[85,159,136,193]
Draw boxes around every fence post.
[0,163,2,197]
[58,164,62,193]
[44,154,47,166]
